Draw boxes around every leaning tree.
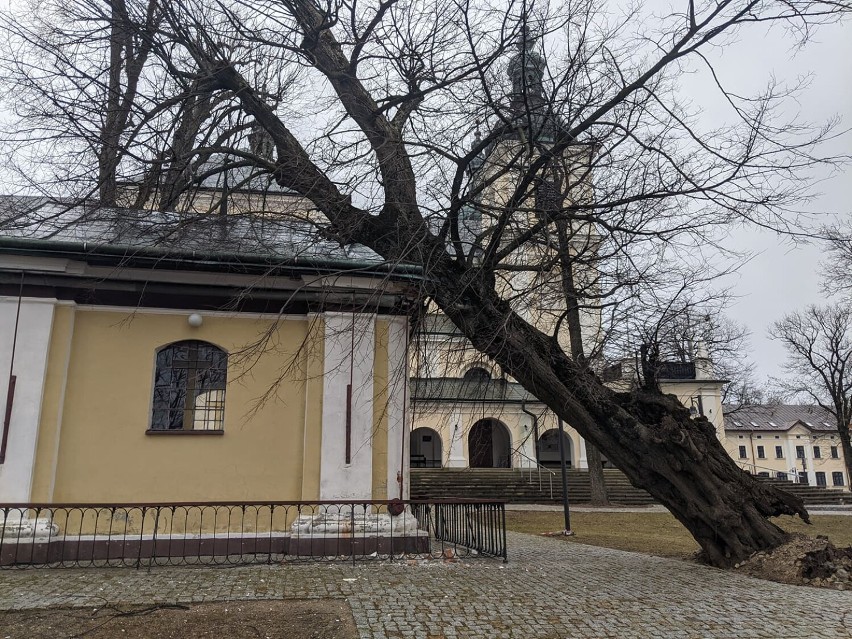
[1,0,850,566]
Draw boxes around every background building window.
[151,341,228,431]
[775,446,783,459]
[831,446,839,459]
[738,445,747,459]
[756,445,765,459]
[776,472,788,481]
[463,367,492,382]
[815,472,826,487]
[832,472,845,487]
[813,446,821,459]
[795,445,805,459]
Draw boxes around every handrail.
[737,461,803,483]
[512,448,556,499]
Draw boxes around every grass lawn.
[505,510,852,559]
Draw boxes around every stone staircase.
[754,477,851,506]
[411,468,851,506]
[410,468,656,505]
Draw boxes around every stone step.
[411,468,655,504]
[411,468,851,505]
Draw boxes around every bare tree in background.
[638,304,765,407]
[770,304,852,486]
[1,0,850,566]
[823,225,852,295]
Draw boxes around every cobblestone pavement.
[1,532,851,638]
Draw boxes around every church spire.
[503,17,565,143]
[507,22,546,100]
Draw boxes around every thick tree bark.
[416,251,808,567]
[585,444,609,506]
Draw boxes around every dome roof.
[467,24,571,179]
[503,29,566,144]
[507,32,546,98]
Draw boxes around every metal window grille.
[151,341,227,431]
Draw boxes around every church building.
[0,198,416,506]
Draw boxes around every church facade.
[0,199,416,505]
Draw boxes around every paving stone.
[0,532,851,637]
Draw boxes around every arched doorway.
[536,429,573,468]
[468,419,512,468]
[410,427,442,468]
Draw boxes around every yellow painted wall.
[43,309,311,503]
[725,427,849,487]
[30,304,76,502]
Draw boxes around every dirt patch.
[734,534,852,590]
[0,599,358,639]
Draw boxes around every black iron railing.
[0,500,507,568]
[412,501,507,560]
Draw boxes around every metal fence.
[0,500,507,568]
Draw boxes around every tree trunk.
[585,443,609,506]
[838,422,852,491]
[417,253,809,567]
[552,215,609,506]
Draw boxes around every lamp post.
[557,417,573,535]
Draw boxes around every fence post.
[500,504,508,563]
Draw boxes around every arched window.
[151,340,228,431]
[463,367,491,382]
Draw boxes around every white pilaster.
[319,312,375,501]
[577,435,588,470]
[446,409,467,467]
[803,438,817,486]
[0,298,56,503]
[518,417,538,468]
[386,316,409,500]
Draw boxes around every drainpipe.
[748,431,756,473]
[521,400,539,465]
[0,273,24,464]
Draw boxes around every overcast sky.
[0,0,847,387]
[679,18,852,384]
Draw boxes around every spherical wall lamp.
[187,313,203,328]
